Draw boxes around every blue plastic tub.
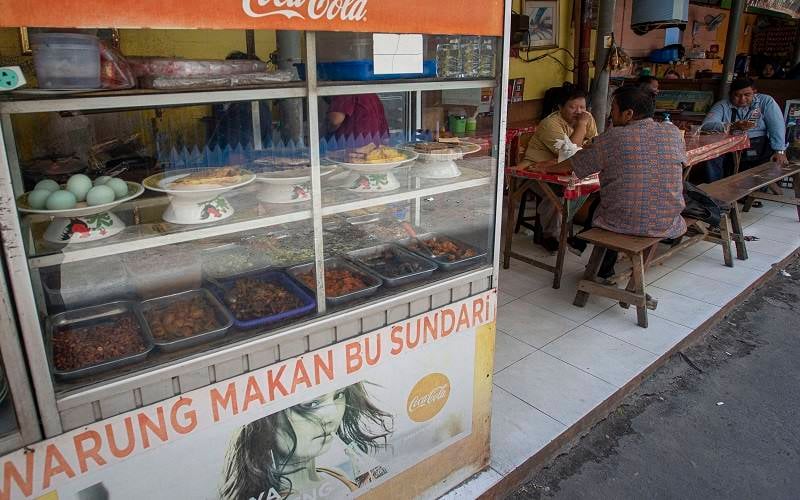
[295,60,437,81]
[208,270,316,330]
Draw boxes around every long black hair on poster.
[220,382,392,499]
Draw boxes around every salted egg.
[34,179,60,193]
[106,178,128,199]
[45,190,77,210]
[66,174,92,202]
[27,189,52,209]
[86,185,115,206]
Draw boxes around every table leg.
[794,173,800,222]
[537,181,567,289]
[502,177,520,269]
[729,203,748,261]
[553,197,570,289]
[733,151,741,175]
[719,212,734,267]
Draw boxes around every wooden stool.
[572,228,662,328]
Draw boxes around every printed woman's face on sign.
[275,389,348,463]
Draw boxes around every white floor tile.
[651,269,743,307]
[498,263,552,298]
[679,254,769,287]
[765,204,800,221]
[541,326,658,387]
[648,286,721,329]
[702,247,781,273]
[496,301,578,348]
[493,350,617,425]
[742,223,800,245]
[738,209,767,227]
[494,330,537,373]
[586,306,693,355]
[645,263,675,285]
[749,214,799,230]
[740,236,798,259]
[519,281,616,324]
[489,386,566,475]
[439,467,502,499]
[496,291,517,307]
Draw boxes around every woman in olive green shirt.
[519,88,598,253]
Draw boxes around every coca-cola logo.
[242,0,368,21]
[406,373,451,422]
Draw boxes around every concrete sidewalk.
[508,257,800,499]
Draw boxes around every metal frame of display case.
[0,4,511,439]
[0,248,42,453]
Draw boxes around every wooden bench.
[573,228,662,328]
[700,161,800,222]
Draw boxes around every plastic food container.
[31,33,101,89]
[347,244,437,287]
[209,270,316,330]
[46,301,154,381]
[400,232,487,271]
[287,257,383,307]
[123,247,202,299]
[41,256,133,312]
[140,289,233,352]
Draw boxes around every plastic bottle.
[461,36,480,78]
[478,37,496,78]
[436,37,462,78]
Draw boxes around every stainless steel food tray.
[346,243,437,288]
[287,257,383,306]
[399,232,487,271]
[46,301,154,381]
[140,289,234,352]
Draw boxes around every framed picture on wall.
[524,1,558,49]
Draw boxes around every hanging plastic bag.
[553,133,581,162]
[99,41,136,90]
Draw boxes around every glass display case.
[0,24,507,440]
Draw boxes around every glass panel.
[0,360,18,438]
[313,32,500,82]
[10,94,316,392]
[313,87,498,314]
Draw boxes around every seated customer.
[528,86,686,279]
[519,86,598,253]
[699,78,787,182]
[637,75,659,96]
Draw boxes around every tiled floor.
[443,199,799,498]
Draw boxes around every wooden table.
[683,133,751,179]
[501,133,752,289]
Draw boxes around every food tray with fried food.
[46,301,154,381]
[208,270,316,330]
[346,243,437,288]
[399,232,487,271]
[140,289,233,352]
[143,166,255,193]
[326,144,417,171]
[287,257,383,307]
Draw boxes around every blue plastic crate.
[295,60,437,81]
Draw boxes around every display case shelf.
[25,158,493,268]
[0,83,308,114]
[316,78,497,96]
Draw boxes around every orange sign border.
[0,1,504,36]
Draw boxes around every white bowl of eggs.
[17,174,144,244]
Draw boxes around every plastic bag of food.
[99,41,135,90]
[553,133,581,162]
[128,57,268,78]
[139,70,294,89]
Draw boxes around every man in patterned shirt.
[528,86,686,279]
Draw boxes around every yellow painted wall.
[509,0,575,101]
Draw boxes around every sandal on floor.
[751,201,763,208]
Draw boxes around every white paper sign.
[373,33,423,75]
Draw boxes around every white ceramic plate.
[402,141,481,162]
[255,166,336,185]
[326,150,418,173]
[17,181,144,218]
[143,167,255,194]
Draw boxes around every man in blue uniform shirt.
[700,78,787,182]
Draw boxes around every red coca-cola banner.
[0,0,505,35]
